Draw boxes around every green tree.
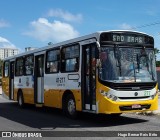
[154,48,160,60]
[154,48,160,67]
[156,61,160,67]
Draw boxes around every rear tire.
[18,91,24,108]
[63,94,77,119]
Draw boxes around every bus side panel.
[14,76,34,104]
[44,72,82,111]
[43,89,82,111]
[44,89,60,107]
[2,77,10,98]
[22,88,34,104]
[72,89,82,111]
[14,88,34,103]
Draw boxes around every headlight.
[100,90,118,101]
[112,96,118,101]
[151,91,158,100]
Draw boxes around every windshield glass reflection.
[99,46,157,83]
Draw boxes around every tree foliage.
[154,48,160,67]
[156,61,160,67]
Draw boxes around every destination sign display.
[100,32,154,45]
[112,34,143,43]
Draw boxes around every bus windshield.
[99,46,157,83]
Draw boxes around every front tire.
[64,94,77,119]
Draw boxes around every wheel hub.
[68,99,75,115]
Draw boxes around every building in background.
[0,48,19,59]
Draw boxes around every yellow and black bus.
[2,30,158,118]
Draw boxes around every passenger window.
[24,55,34,75]
[61,44,79,72]
[46,49,60,73]
[15,57,24,76]
[3,61,9,77]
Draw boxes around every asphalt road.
[0,94,160,140]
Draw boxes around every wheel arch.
[62,90,75,109]
[17,88,23,101]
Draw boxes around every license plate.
[132,104,141,109]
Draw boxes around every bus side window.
[15,57,24,76]
[48,61,58,72]
[61,44,79,72]
[46,49,59,73]
[3,61,9,77]
[24,55,34,75]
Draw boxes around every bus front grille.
[109,82,157,91]
[114,85,155,91]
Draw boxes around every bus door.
[9,61,14,100]
[82,43,97,111]
[34,54,44,104]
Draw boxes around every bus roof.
[3,30,153,61]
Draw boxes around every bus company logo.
[132,87,140,90]
[134,92,138,96]
[17,78,23,87]
[2,132,11,137]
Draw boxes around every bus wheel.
[64,94,77,119]
[18,91,24,108]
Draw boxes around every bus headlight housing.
[100,90,118,101]
[151,91,158,100]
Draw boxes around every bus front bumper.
[97,94,158,114]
